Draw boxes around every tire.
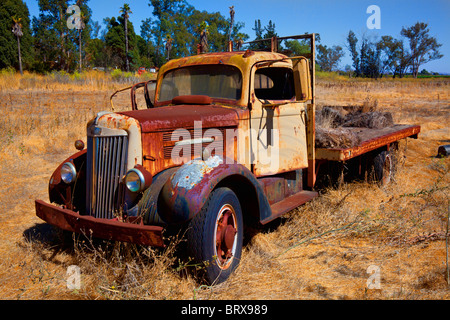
[373,150,393,186]
[186,187,243,285]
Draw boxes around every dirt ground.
[0,76,448,300]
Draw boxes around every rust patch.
[119,104,240,133]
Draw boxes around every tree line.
[243,19,443,78]
[0,0,443,78]
[346,23,443,78]
[0,0,249,73]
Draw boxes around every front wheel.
[186,187,243,285]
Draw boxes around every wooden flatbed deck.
[315,124,421,161]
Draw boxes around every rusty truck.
[35,34,420,284]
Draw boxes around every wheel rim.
[213,204,238,270]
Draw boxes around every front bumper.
[35,200,165,247]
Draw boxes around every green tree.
[191,11,237,53]
[119,3,132,72]
[0,0,33,71]
[85,37,105,68]
[346,30,360,77]
[396,40,413,78]
[263,20,277,39]
[90,20,101,38]
[139,19,156,67]
[137,35,154,68]
[104,15,140,70]
[375,35,413,78]
[284,40,308,56]
[346,31,382,78]
[198,21,209,53]
[32,0,91,72]
[400,22,443,78]
[147,0,191,61]
[376,35,401,76]
[249,19,266,50]
[146,0,247,65]
[316,44,344,72]
[283,33,320,57]
[248,20,276,51]
[360,38,381,79]
[252,19,263,40]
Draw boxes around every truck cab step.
[261,190,318,225]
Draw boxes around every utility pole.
[228,6,235,45]
[12,17,23,75]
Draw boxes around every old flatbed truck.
[35,34,420,284]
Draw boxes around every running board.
[261,190,318,225]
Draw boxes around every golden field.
[0,71,448,300]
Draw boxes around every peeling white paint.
[172,155,223,190]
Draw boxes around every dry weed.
[0,74,448,300]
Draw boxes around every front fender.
[158,156,271,224]
[49,149,87,211]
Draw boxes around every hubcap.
[214,204,238,270]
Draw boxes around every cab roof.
[158,50,292,75]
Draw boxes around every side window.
[254,67,295,101]
[131,83,147,110]
[145,80,156,106]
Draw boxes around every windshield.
[158,65,242,102]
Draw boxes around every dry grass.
[0,72,448,300]
[0,68,156,92]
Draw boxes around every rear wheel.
[186,187,243,285]
[373,150,393,186]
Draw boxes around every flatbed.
[316,124,421,161]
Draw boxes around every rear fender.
[158,156,271,224]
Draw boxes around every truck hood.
[119,104,241,132]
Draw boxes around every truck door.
[249,62,308,176]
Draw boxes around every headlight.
[124,165,152,192]
[61,162,77,184]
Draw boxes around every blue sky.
[24,0,450,73]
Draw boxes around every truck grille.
[86,129,128,219]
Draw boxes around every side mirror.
[293,57,312,102]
